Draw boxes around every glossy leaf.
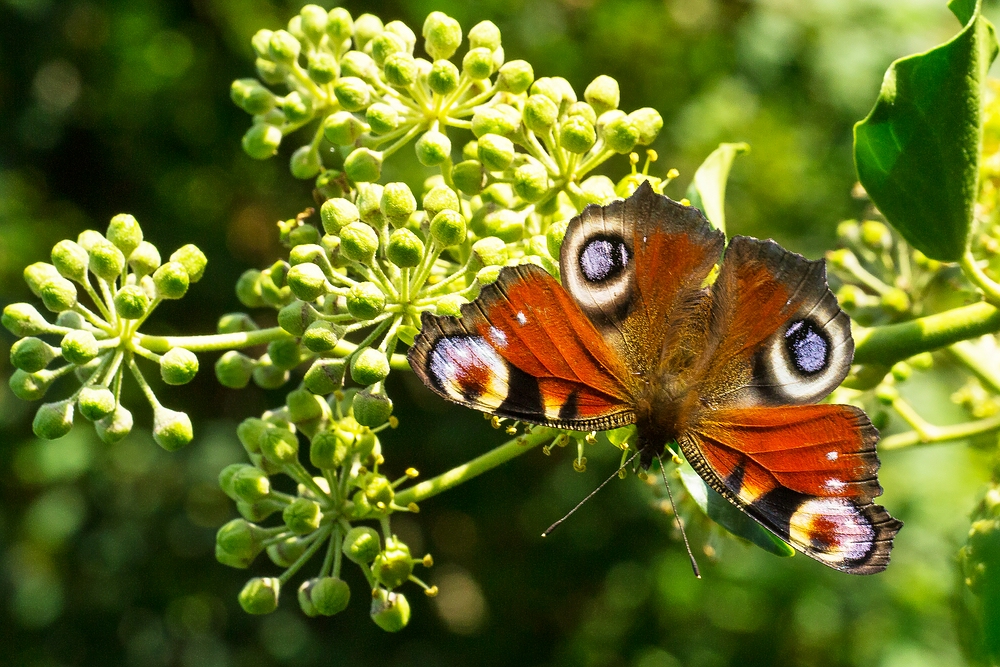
[685,142,749,235]
[854,0,998,261]
[677,461,795,558]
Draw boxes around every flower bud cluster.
[216,390,434,629]
[5,214,206,450]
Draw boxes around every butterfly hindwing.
[409,264,637,430]
[680,404,901,573]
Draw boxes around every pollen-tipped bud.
[415,130,452,167]
[96,404,133,444]
[153,406,194,451]
[239,577,280,615]
[428,60,460,95]
[344,148,383,183]
[370,589,410,632]
[113,285,149,320]
[423,11,462,60]
[33,399,75,440]
[215,351,255,389]
[347,281,386,320]
[77,386,116,421]
[343,526,381,564]
[351,348,390,386]
[160,347,199,385]
[242,123,283,159]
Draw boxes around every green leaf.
[677,461,794,558]
[685,142,749,235]
[395,325,419,346]
[853,0,998,261]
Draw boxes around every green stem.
[949,340,1000,393]
[881,412,1000,450]
[961,250,1000,307]
[394,427,555,507]
[138,327,293,354]
[278,525,333,585]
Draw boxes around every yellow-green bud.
[580,175,618,206]
[415,130,451,167]
[259,425,298,465]
[343,526,381,564]
[233,465,271,504]
[423,12,462,60]
[51,240,89,282]
[309,577,351,616]
[290,146,322,179]
[531,76,575,107]
[77,230,104,252]
[239,577,280,615]
[96,404,133,444]
[152,261,190,300]
[170,244,206,283]
[299,4,327,41]
[435,293,467,317]
[267,338,301,371]
[242,123,282,160]
[340,50,377,81]
[310,429,350,469]
[327,7,353,42]
[384,52,418,87]
[909,352,934,371]
[523,94,559,134]
[267,535,309,567]
[56,311,85,329]
[60,329,98,365]
[216,518,266,569]
[430,210,467,247]
[153,406,193,451]
[428,59,460,95]
[236,417,268,454]
[307,52,338,84]
[283,498,322,535]
[891,361,912,382]
[340,222,380,264]
[286,263,327,301]
[255,58,285,86]
[453,159,486,195]
[113,285,148,320]
[10,369,53,401]
[371,589,410,632]
[235,270,265,309]
[478,133,515,171]
[353,13,383,49]
[881,288,910,314]
[39,277,77,313]
[471,105,519,138]
[567,101,597,125]
[88,239,126,281]
[288,223,320,248]
[387,229,425,267]
[268,30,300,63]
[128,241,161,277]
[513,161,550,202]
[251,29,273,58]
[344,147,383,183]
[334,76,371,112]
[423,184,460,218]
[584,75,620,114]
[33,399,75,440]
[303,358,347,394]
[11,337,56,373]
[3,303,51,336]
[371,31,404,67]
[286,388,327,423]
[356,183,384,224]
[860,220,891,250]
[463,47,494,80]
[472,237,508,267]
[25,262,62,296]
[353,386,393,427]
[219,312,261,335]
[215,351,255,389]
[107,213,143,257]
[602,115,639,154]
[321,199,360,234]
[366,102,399,134]
[160,347,198,385]
[77,386,116,421]
[373,536,413,589]
[497,59,533,93]
[351,347,390,385]
[560,117,596,154]
[253,358,289,389]
[629,107,663,145]
[874,383,899,405]
[323,111,366,146]
[302,320,343,353]
[381,182,417,227]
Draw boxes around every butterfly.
[408,181,902,574]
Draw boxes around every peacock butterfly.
[408,181,902,574]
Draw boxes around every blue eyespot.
[784,320,829,374]
[579,235,630,283]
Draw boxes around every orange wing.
[680,404,901,574]
[409,264,637,430]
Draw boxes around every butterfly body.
[410,182,902,574]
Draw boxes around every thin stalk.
[961,250,1000,307]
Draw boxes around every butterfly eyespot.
[578,235,630,283]
[784,319,830,375]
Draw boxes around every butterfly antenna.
[542,450,640,538]
[656,451,701,579]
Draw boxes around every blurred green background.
[1,0,997,665]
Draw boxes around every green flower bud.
[11,337,56,373]
[371,31,405,67]
[462,47,494,80]
[33,399,75,440]
[371,590,410,632]
[160,347,199,385]
[343,526,381,564]
[322,111,365,146]
[242,123,283,160]
[874,383,899,405]
[353,386,393,428]
[513,160,550,202]
[255,58,285,86]
[421,185,457,218]
[340,223,380,265]
[584,75,620,115]
[77,230,104,252]
[351,348,390,385]
[415,130,451,167]
[363,475,394,509]
[435,293,467,316]
[237,417,268,454]
[321,199,360,235]
[366,103,399,136]
[309,577,351,616]
[334,76,371,112]
[251,29,274,58]
[299,4,328,41]
[287,387,327,424]
[629,107,663,145]
[9,369,52,401]
[481,182,515,208]
[51,240,89,282]
[494,58,532,93]
[73,356,102,383]
[381,182,417,227]
[480,209,523,242]
[128,241,161,277]
[268,30,300,64]
[77,386,116,421]
[430,210,467,247]
[307,52,338,84]
[602,115,639,154]
[471,104,519,138]
[88,240,125,281]
[476,265,502,284]
[267,535,309,567]
[860,220,891,250]
[909,352,934,371]
[286,263,327,301]
[427,59,460,95]
[344,147,383,183]
[96,404,133,444]
[268,338,302,371]
[423,12,462,60]
[890,361,912,382]
[56,311,85,329]
[532,76,576,108]
[239,577,280,615]
[382,53,417,88]
[304,358,347,394]
[356,183,384,224]
[301,320,342,354]
[351,430,378,461]
[881,288,910,314]
[3,303,51,336]
[546,221,568,260]
[113,285,149,320]
[153,406,193,451]
[560,116,596,154]
[24,262,62,296]
[567,101,597,125]
[327,7,353,42]
[288,223,320,248]
[452,159,486,195]
[253,358,290,389]
[58,330,98,366]
[258,425,298,466]
[151,261,189,300]
[283,498,322,535]
[218,313,259,334]
[107,213,143,258]
[216,518,266,568]
[466,19,499,49]
[464,140,480,159]
[477,133,515,171]
[290,146,322,179]
[387,229,425,267]
[233,466,271,504]
[580,175,618,206]
[276,301,314,337]
[373,536,413,589]
[353,13,383,49]
[170,244,207,283]
[524,94,559,134]
[235,269,265,308]
[39,277,77,313]
[472,237,508,267]
[310,429,349,468]
[215,351,255,389]
[340,50,377,82]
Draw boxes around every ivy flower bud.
[160,347,199,385]
[423,11,462,60]
[233,465,271,503]
[259,425,298,466]
[422,185,458,218]
[321,112,363,147]
[523,94,559,134]
[96,404,133,444]
[239,577,280,615]
[286,263,327,301]
[51,240,89,282]
[463,47,494,80]
[344,148,383,183]
[340,223,379,264]
[532,76,576,108]
[353,386,394,428]
[334,76,371,112]
[351,347,390,385]
[299,4,327,41]
[567,101,597,125]
[9,369,51,401]
[78,386,116,421]
[430,210,467,247]
[415,130,451,167]
[267,338,301,371]
[881,288,910,314]
[584,75,620,114]
[267,536,309,567]
[326,7,353,42]
[39,277,77,313]
[56,311,85,329]
[472,237,508,267]
[307,52,337,84]
[353,13,383,49]
[497,59,533,94]
[287,388,327,424]
[216,518,266,569]
[113,285,148,319]
[580,175,618,206]
[310,577,351,616]
[60,329,98,365]
[153,406,193,451]
[236,418,267,454]
[340,51,377,82]
[626,108,662,146]
[231,79,276,115]
[88,240,125,281]
[76,230,105,252]
[268,30,300,64]
[283,498,322,535]
[371,590,411,632]
[387,229,425,267]
[288,224,320,248]
[343,526,381,564]
[320,199,359,235]
[235,270,265,308]
[513,160,550,202]
[251,29,273,58]
[128,241,161,278]
[290,146,322,179]
[373,536,413,589]
[435,293,467,317]
[452,159,486,195]
[560,117,596,154]
[428,59,460,95]
[10,337,56,373]
[309,429,349,469]
[33,399,75,439]
[255,58,285,86]
[303,358,347,394]
[107,213,143,258]
[3,303,51,337]
[471,105,519,138]
[371,32,405,67]
[24,262,61,296]
[171,244,207,283]
[380,53,415,88]
[150,261,189,300]
[215,351,255,389]
[301,320,341,353]
[474,134,513,172]
[253,359,289,389]
[602,115,640,154]
[242,123,282,159]
[381,183,417,227]
[861,220,891,250]
[363,104,397,137]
